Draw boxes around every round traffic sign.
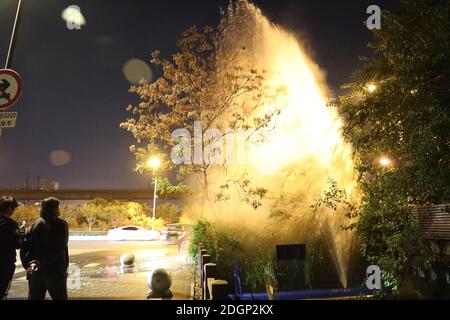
[0,69,22,110]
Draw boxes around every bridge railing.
[0,188,185,201]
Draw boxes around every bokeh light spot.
[61,5,86,27]
[50,150,71,166]
[122,58,153,85]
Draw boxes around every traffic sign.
[0,111,17,128]
[0,69,22,110]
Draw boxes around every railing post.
[201,254,211,299]
[203,263,217,300]
[198,249,208,298]
[210,280,229,300]
[202,254,211,266]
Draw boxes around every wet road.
[8,240,193,300]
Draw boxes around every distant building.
[37,178,60,191]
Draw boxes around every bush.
[334,0,449,291]
[188,218,336,293]
[188,219,244,282]
[60,205,84,229]
[156,203,181,224]
[13,199,169,231]
[13,205,39,224]
[188,219,215,262]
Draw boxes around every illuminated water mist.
[199,1,357,288]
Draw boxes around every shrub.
[188,219,333,293]
[156,203,181,224]
[13,205,39,224]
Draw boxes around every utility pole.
[1,0,23,139]
[152,174,157,231]
[5,0,23,69]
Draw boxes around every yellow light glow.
[366,84,377,93]
[209,2,357,289]
[146,156,161,170]
[242,21,354,180]
[378,156,392,168]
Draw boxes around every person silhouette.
[0,196,20,299]
[23,198,69,300]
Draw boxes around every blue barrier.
[228,287,374,300]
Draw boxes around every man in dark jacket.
[24,197,69,300]
[0,196,20,299]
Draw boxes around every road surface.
[7,240,193,300]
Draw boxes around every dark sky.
[0,0,395,189]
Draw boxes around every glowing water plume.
[201,1,357,288]
[219,1,353,179]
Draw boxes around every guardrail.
[197,243,375,300]
[198,245,230,300]
[0,188,185,201]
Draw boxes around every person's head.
[0,196,19,218]
[40,197,61,219]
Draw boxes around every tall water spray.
[202,1,357,288]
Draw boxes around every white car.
[106,226,160,241]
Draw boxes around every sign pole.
[5,0,22,69]
[0,0,22,139]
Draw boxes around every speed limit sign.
[0,69,23,110]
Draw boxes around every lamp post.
[0,0,22,139]
[146,156,161,231]
[5,0,22,69]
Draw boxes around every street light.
[146,156,161,231]
[366,83,377,93]
[378,156,392,168]
[147,156,161,170]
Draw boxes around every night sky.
[0,0,395,189]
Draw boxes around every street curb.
[69,236,108,241]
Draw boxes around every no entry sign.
[0,69,22,110]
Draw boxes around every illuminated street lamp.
[147,156,161,170]
[366,83,377,93]
[378,156,392,168]
[146,156,161,231]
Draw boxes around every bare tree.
[121,4,285,208]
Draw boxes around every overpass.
[0,189,184,201]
